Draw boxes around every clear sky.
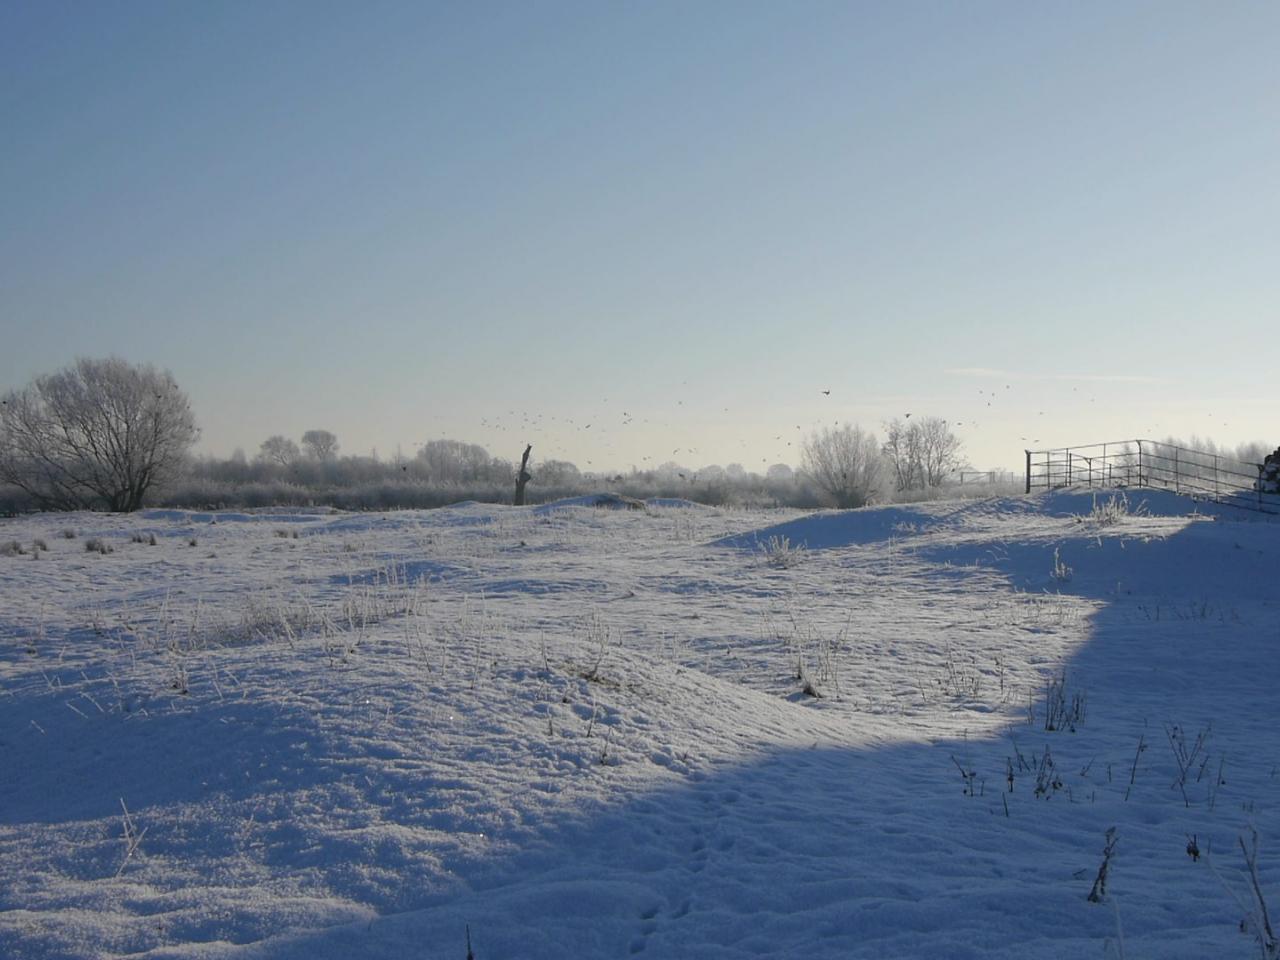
[3,1,1277,474]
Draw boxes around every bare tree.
[301,429,339,461]
[882,416,964,490]
[416,439,503,484]
[801,424,884,508]
[258,435,301,468]
[882,418,925,491]
[0,357,198,512]
[916,417,964,487]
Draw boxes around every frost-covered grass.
[1,490,1278,958]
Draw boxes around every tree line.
[3,357,1006,514]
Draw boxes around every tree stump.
[514,444,532,506]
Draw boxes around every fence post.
[1137,441,1144,488]
[1025,450,1031,494]
[1174,447,1180,494]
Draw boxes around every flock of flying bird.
[461,381,1110,474]
[438,374,1236,477]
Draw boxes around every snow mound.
[713,502,956,551]
[1025,487,1279,521]
[534,493,647,513]
[141,508,335,524]
[716,487,1277,553]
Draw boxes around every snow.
[2,490,1279,958]
[533,494,649,512]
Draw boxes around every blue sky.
[3,1,1277,472]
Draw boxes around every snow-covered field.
[2,489,1278,959]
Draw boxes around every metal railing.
[1024,439,1280,515]
[953,469,1017,486]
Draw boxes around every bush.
[801,424,886,509]
[762,535,806,568]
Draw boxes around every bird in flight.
[821,390,831,396]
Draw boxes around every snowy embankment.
[1,490,1277,958]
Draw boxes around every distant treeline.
[123,434,1280,513]
[1153,437,1272,468]
[0,432,1008,514]
[156,461,1021,513]
[154,441,837,511]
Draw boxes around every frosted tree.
[882,417,964,490]
[415,439,505,484]
[916,417,964,487]
[0,357,198,512]
[882,419,925,491]
[301,429,339,461]
[258,435,301,467]
[801,424,884,508]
